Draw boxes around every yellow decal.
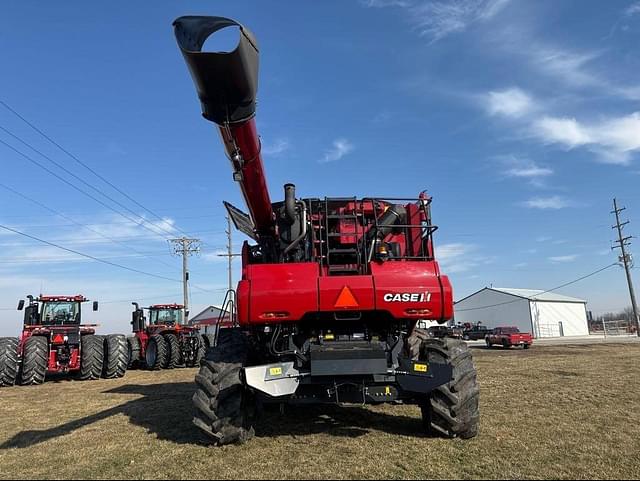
[385,386,391,396]
[414,363,428,373]
[269,367,283,376]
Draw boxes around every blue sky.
[1,0,639,335]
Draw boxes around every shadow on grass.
[1,381,427,449]
[256,404,426,440]
[0,382,209,449]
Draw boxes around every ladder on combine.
[322,197,364,275]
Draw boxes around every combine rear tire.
[145,334,167,370]
[0,337,20,386]
[79,335,104,381]
[419,338,480,439]
[192,329,255,445]
[165,334,182,369]
[127,336,141,369]
[20,336,48,385]
[103,335,128,379]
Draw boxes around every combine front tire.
[79,335,104,381]
[103,334,128,379]
[192,329,255,445]
[165,334,182,369]
[0,337,20,387]
[145,334,167,370]
[20,336,48,385]
[419,338,480,439]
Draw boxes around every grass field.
[1,343,640,480]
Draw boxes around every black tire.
[79,335,104,381]
[165,334,182,369]
[193,329,256,445]
[0,337,20,387]
[202,333,217,349]
[194,335,206,367]
[145,334,167,370]
[485,338,492,349]
[127,336,141,369]
[523,343,530,350]
[502,339,510,349]
[419,338,480,439]
[20,336,48,385]
[103,334,128,379]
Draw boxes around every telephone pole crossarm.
[169,237,201,323]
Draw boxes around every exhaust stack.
[174,16,274,235]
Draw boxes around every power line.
[0,183,178,271]
[455,263,618,312]
[0,138,177,241]
[0,100,206,241]
[0,222,183,284]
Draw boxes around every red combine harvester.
[0,295,128,387]
[127,303,212,370]
[173,15,480,444]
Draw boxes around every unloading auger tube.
[173,16,274,237]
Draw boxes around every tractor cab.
[19,295,98,327]
[148,304,185,327]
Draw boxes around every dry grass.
[1,343,640,479]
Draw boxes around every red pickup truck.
[485,327,533,349]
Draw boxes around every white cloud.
[362,0,411,7]
[486,88,533,118]
[262,138,290,156]
[363,0,510,42]
[411,0,511,42]
[320,138,354,163]
[625,2,640,16]
[498,155,553,178]
[523,196,573,210]
[532,113,640,165]
[533,117,591,148]
[548,254,579,263]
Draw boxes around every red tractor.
[126,303,213,370]
[0,295,128,387]
[173,15,480,445]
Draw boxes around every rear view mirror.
[93,301,99,312]
[17,300,25,311]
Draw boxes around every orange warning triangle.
[334,286,359,308]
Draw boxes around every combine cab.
[173,15,480,444]
[127,303,213,370]
[0,295,128,387]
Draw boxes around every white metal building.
[454,287,589,338]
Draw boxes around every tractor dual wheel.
[79,335,105,381]
[418,338,480,439]
[165,334,182,369]
[127,336,141,369]
[102,334,128,379]
[0,337,20,387]
[192,328,256,445]
[145,334,168,370]
[20,336,48,386]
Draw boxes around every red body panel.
[238,260,453,325]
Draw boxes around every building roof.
[190,305,228,322]
[489,287,586,303]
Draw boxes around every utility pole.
[170,237,201,323]
[611,198,640,337]
[218,216,241,292]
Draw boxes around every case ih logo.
[383,291,431,303]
